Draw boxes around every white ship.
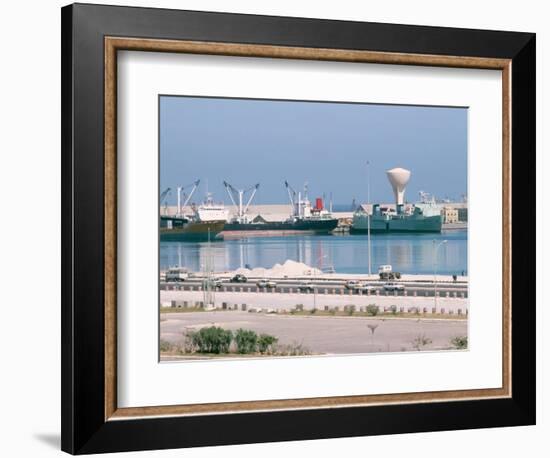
[195,193,229,222]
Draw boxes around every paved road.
[161,311,467,356]
[161,280,468,299]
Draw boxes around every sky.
[160,95,467,207]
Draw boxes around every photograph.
[158,95,469,360]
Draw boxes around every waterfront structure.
[442,207,459,224]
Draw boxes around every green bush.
[389,304,398,315]
[235,328,258,354]
[366,304,379,316]
[189,326,233,354]
[450,336,468,350]
[258,334,278,354]
[159,340,172,353]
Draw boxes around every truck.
[378,265,401,280]
[165,268,189,282]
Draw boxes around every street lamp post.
[367,161,372,277]
[433,239,448,310]
[314,254,328,310]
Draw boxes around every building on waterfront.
[442,206,459,224]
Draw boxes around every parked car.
[203,278,223,289]
[298,281,315,292]
[230,274,248,283]
[356,284,376,293]
[383,282,405,291]
[345,280,361,289]
[257,279,277,288]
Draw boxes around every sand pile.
[234,260,322,278]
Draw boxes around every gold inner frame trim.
[104,36,512,421]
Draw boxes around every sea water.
[160,230,467,276]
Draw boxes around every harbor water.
[160,230,467,276]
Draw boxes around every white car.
[383,282,405,291]
[345,280,361,289]
[356,284,376,292]
[257,279,277,288]
[202,277,223,289]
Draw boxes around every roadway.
[161,278,468,299]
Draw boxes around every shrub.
[412,334,432,351]
[258,334,278,354]
[366,304,379,316]
[310,308,317,314]
[235,328,258,354]
[159,340,172,353]
[189,326,232,354]
[450,336,468,350]
[389,304,398,315]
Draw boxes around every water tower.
[386,167,411,213]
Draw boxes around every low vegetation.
[450,335,468,350]
[411,334,433,351]
[160,326,306,357]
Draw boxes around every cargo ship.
[351,204,442,233]
[350,167,442,234]
[160,193,227,241]
[220,180,338,239]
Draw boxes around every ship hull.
[351,214,442,233]
[160,219,225,241]
[221,218,338,238]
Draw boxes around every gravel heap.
[234,260,322,278]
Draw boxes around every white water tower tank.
[386,167,411,206]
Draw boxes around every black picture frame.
[61,3,535,454]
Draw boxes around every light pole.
[367,161,372,277]
[314,254,328,310]
[433,239,448,310]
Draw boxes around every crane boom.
[160,187,171,204]
[243,183,260,215]
[223,181,260,223]
[182,179,200,207]
[284,180,296,206]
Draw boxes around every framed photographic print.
[61,3,536,454]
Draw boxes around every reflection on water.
[160,231,467,275]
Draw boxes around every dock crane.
[285,180,309,218]
[176,179,200,217]
[160,187,171,215]
[223,181,260,223]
